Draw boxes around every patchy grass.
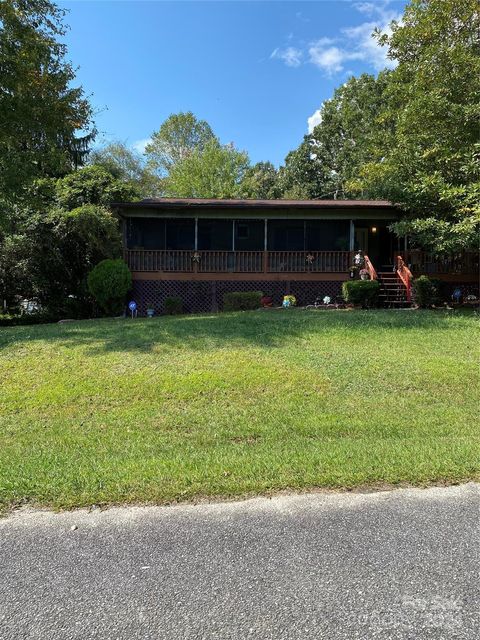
[0,309,478,511]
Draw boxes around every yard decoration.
[282,295,297,307]
[260,295,273,308]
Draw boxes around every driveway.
[1,484,479,639]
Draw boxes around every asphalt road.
[1,484,479,640]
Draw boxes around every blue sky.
[60,0,405,166]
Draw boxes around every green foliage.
[276,73,390,200]
[342,280,380,307]
[240,162,280,199]
[360,0,480,249]
[164,140,250,198]
[145,111,217,176]
[276,137,325,200]
[55,165,139,209]
[164,296,183,315]
[223,291,263,311]
[0,312,59,327]
[413,276,442,308]
[87,259,132,315]
[0,205,122,314]
[89,142,161,198]
[0,0,94,200]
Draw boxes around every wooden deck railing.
[396,255,413,303]
[268,251,351,273]
[124,250,352,273]
[404,250,478,275]
[125,250,194,272]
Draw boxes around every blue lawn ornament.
[452,288,462,303]
[128,301,137,312]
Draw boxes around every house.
[114,198,478,314]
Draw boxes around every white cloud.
[132,137,151,154]
[307,108,323,134]
[270,46,303,68]
[271,0,400,76]
[308,41,363,75]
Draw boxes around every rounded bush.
[87,259,132,315]
[342,280,380,308]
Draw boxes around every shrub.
[223,291,263,312]
[413,275,442,307]
[87,259,132,315]
[164,296,183,315]
[0,312,59,327]
[342,280,380,307]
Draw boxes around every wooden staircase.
[377,271,411,307]
[363,254,412,308]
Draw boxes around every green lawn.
[0,309,478,512]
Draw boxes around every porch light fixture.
[371,226,377,233]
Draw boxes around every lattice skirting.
[131,280,343,315]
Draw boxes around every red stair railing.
[396,255,413,303]
[363,254,378,280]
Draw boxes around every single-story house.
[113,198,478,314]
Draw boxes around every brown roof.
[114,197,395,209]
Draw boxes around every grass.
[0,309,479,512]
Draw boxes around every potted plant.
[146,303,155,317]
[359,268,370,281]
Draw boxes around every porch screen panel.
[234,220,264,251]
[267,220,304,251]
[306,220,349,251]
[198,219,233,250]
[126,218,166,249]
[165,219,195,250]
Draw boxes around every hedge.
[342,280,380,307]
[223,291,263,311]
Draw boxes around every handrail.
[396,255,413,303]
[363,254,377,280]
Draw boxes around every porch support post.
[263,219,268,273]
[194,218,198,251]
[232,220,235,251]
[349,220,355,251]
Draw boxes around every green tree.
[164,140,250,198]
[0,204,122,313]
[89,142,161,198]
[277,73,390,200]
[361,0,480,251]
[145,112,217,176]
[0,0,94,201]
[55,165,139,210]
[276,136,326,199]
[240,162,281,199]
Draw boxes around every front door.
[354,228,368,253]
